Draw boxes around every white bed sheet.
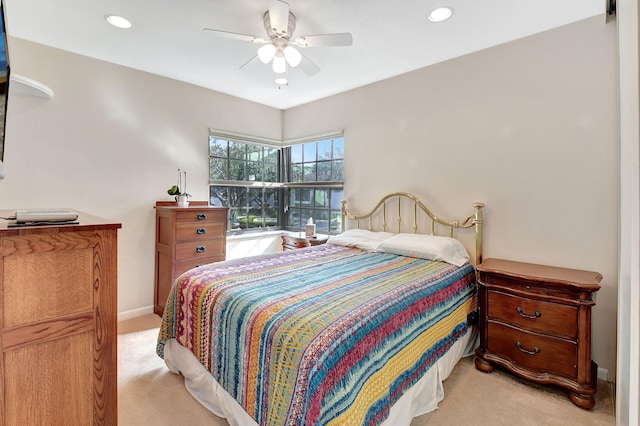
[163,327,478,426]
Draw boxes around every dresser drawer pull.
[196,228,206,234]
[195,246,206,253]
[516,307,541,319]
[197,214,207,220]
[516,341,540,355]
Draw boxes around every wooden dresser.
[474,258,601,409]
[281,234,328,251]
[0,210,120,425]
[154,202,228,315]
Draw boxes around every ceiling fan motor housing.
[263,11,296,39]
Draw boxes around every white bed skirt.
[163,327,478,426]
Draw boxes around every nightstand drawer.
[176,222,226,242]
[175,239,225,261]
[488,290,578,339]
[488,321,578,379]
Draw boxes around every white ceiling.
[3,0,605,110]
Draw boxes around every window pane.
[317,139,332,160]
[247,145,262,162]
[317,161,331,181]
[247,161,262,182]
[291,164,303,182]
[248,207,263,228]
[303,142,316,162]
[289,188,300,208]
[330,211,342,233]
[300,188,314,208]
[228,207,244,230]
[315,209,329,232]
[265,188,279,227]
[264,147,278,164]
[331,188,344,209]
[229,141,246,160]
[303,163,316,182]
[264,162,277,182]
[291,144,303,164]
[315,189,329,208]
[248,188,262,208]
[229,187,247,208]
[229,160,246,181]
[209,138,228,157]
[332,159,344,181]
[288,208,301,228]
[210,157,227,180]
[333,137,344,159]
[209,186,228,206]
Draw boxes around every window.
[285,138,344,234]
[209,130,344,235]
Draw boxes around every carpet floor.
[118,314,615,425]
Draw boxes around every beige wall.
[1,38,282,315]
[285,16,619,377]
[0,15,619,377]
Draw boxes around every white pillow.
[327,229,395,251]
[376,233,470,267]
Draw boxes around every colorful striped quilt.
[157,243,476,426]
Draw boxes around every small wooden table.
[281,234,328,251]
[474,258,602,409]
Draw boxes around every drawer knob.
[196,228,206,234]
[516,307,541,319]
[197,214,207,220]
[196,246,206,253]
[516,341,540,355]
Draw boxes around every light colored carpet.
[118,314,615,425]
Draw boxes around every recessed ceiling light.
[105,14,132,29]
[428,7,453,22]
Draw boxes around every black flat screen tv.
[0,2,8,179]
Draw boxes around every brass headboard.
[341,192,485,265]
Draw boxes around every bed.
[156,192,484,426]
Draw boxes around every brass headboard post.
[341,194,485,266]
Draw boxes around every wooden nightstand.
[474,258,601,409]
[281,234,328,251]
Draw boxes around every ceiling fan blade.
[203,28,267,44]
[299,53,320,76]
[294,33,353,48]
[268,0,290,36]
[239,55,259,70]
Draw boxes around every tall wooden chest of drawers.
[0,210,120,425]
[154,202,228,316]
[474,258,601,409]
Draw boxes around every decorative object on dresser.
[154,201,228,316]
[166,168,191,207]
[474,258,602,409]
[281,233,328,251]
[0,210,120,425]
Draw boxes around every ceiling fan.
[203,0,353,76]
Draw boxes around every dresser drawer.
[176,222,226,242]
[175,239,225,261]
[176,209,226,223]
[175,256,225,277]
[488,321,578,379]
[487,290,577,339]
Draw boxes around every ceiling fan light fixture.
[275,77,289,85]
[283,45,302,67]
[428,7,453,22]
[257,44,277,63]
[273,55,287,73]
[105,14,132,29]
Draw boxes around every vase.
[177,195,189,207]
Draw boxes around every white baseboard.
[118,305,155,322]
[598,366,610,382]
